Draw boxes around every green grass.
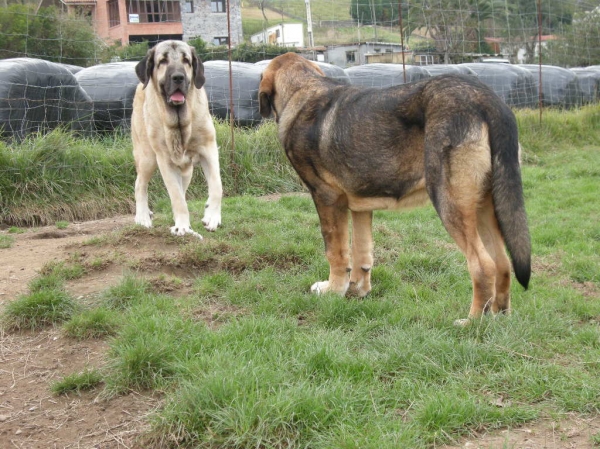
[0,233,13,248]
[241,0,404,46]
[101,275,152,310]
[0,121,301,226]
[50,368,103,395]
[1,289,78,331]
[0,104,599,447]
[62,307,122,339]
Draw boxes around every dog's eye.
[158,58,168,65]
[182,56,191,65]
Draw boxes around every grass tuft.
[1,289,78,331]
[101,275,151,310]
[0,234,14,248]
[62,308,122,339]
[50,368,103,395]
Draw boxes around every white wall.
[250,23,304,48]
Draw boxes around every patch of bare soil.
[0,216,164,449]
[440,415,600,448]
[1,215,599,448]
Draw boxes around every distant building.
[250,23,304,48]
[326,42,407,68]
[484,35,558,64]
[37,0,242,46]
[182,0,242,46]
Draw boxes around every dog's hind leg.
[311,199,351,296]
[426,125,497,321]
[437,200,497,321]
[134,149,157,228]
[477,193,512,314]
[198,142,223,232]
[348,211,374,297]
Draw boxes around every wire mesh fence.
[0,0,599,140]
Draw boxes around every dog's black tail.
[487,106,531,289]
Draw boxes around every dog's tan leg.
[198,141,223,232]
[155,154,201,238]
[444,212,497,321]
[134,148,157,228]
[427,127,498,322]
[348,211,373,297]
[311,202,351,296]
[477,194,512,314]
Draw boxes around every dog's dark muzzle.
[164,70,190,106]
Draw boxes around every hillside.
[241,0,404,46]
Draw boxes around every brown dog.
[131,40,222,238]
[259,52,531,322]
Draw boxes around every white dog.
[131,40,222,238]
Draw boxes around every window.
[127,0,181,23]
[213,36,229,45]
[417,55,434,66]
[108,0,120,27]
[211,0,225,13]
[184,0,193,13]
[346,51,356,63]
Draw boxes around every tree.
[545,6,600,67]
[188,38,296,63]
[494,0,574,63]
[0,5,101,66]
[350,0,408,26]
[403,0,499,63]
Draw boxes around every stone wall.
[181,0,243,46]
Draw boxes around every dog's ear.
[258,72,274,118]
[191,47,206,89]
[135,47,155,89]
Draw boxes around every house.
[484,35,558,64]
[37,0,243,46]
[250,23,304,48]
[326,42,407,68]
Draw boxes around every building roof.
[485,35,559,44]
[61,0,97,4]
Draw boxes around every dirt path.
[0,216,160,449]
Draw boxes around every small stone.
[0,414,9,422]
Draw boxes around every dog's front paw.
[135,214,153,228]
[202,213,221,231]
[202,204,221,231]
[170,225,203,239]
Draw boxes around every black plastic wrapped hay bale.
[458,63,538,108]
[75,62,140,132]
[0,58,93,140]
[567,68,600,105]
[344,63,431,88]
[424,65,477,77]
[518,64,583,109]
[203,61,263,127]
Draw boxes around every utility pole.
[305,0,315,49]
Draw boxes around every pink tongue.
[170,91,185,103]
